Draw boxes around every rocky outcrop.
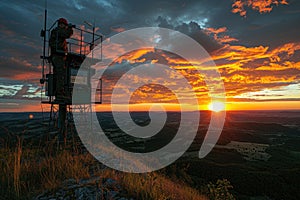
[35,177,134,200]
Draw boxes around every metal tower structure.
[39,10,103,141]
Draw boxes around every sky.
[0,0,300,112]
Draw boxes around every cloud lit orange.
[205,27,238,44]
[232,0,289,17]
[99,37,300,110]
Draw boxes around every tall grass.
[0,137,210,200]
[0,137,94,199]
[13,137,22,198]
[98,170,208,200]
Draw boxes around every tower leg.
[59,104,67,145]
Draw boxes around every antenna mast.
[41,0,47,83]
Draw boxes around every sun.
[208,101,226,112]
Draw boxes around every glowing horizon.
[2,100,300,113]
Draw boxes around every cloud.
[233,83,300,100]
[232,0,289,17]
[123,40,300,101]
[204,27,238,44]
[0,99,47,112]
[212,42,300,68]
[210,42,300,98]
[0,56,41,81]
[0,78,41,102]
[155,16,222,53]
[110,26,126,33]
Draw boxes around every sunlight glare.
[208,101,225,112]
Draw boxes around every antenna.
[40,0,47,84]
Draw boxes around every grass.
[0,133,209,200]
[0,139,93,199]
[99,170,208,200]
[14,137,22,198]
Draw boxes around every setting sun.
[208,101,226,112]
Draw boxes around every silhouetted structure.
[40,12,103,142]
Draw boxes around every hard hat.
[58,18,68,25]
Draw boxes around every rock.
[34,176,133,200]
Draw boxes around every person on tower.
[49,17,74,138]
[49,17,73,101]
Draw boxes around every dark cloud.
[0,56,40,81]
[207,0,300,48]
[156,16,222,52]
[0,0,223,81]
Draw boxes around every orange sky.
[3,43,300,112]
[4,100,299,113]
[90,45,300,112]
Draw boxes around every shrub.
[204,179,235,200]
